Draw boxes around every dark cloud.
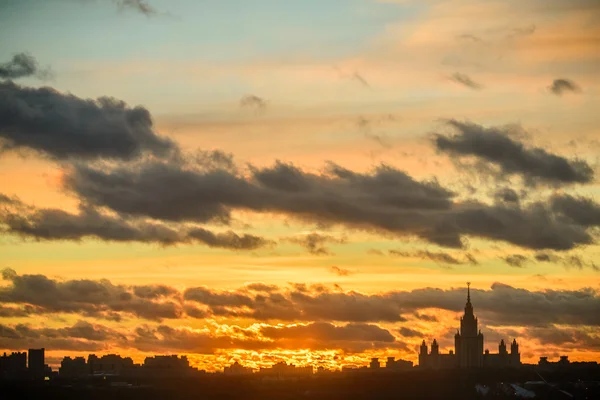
[398,327,422,338]
[131,324,260,354]
[240,95,267,114]
[0,81,176,160]
[0,269,183,321]
[390,249,465,265]
[188,228,274,251]
[502,254,529,268]
[534,252,559,263]
[63,157,597,251]
[523,326,600,350]
[329,266,352,277]
[3,271,600,331]
[133,285,179,299]
[434,120,594,185]
[1,203,184,245]
[550,194,600,227]
[0,197,271,250]
[548,79,581,96]
[0,53,52,80]
[0,320,122,351]
[285,233,346,255]
[182,282,600,327]
[449,72,483,90]
[533,252,596,271]
[494,188,520,204]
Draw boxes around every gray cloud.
[0,53,52,80]
[115,0,156,15]
[0,268,183,321]
[0,81,176,160]
[389,249,470,266]
[183,282,600,327]
[3,270,600,328]
[549,79,581,96]
[63,157,598,251]
[534,252,597,271]
[550,194,600,227]
[240,94,267,114]
[285,232,346,255]
[434,120,594,185]
[502,254,529,268]
[352,72,370,88]
[0,320,123,351]
[449,72,483,90]
[494,188,521,204]
[188,228,274,251]
[398,327,422,338]
[0,196,271,250]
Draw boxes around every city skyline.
[1,0,600,374]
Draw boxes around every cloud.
[240,94,267,115]
[63,156,598,251]
[356,116,394,149]
[534,252,596,271]
[494,188,521,204]
[0,268,183,321]
[3,271,600,329]
[0,81,176,160]
[0,196,272,250]
[550,194,600,227]
[351,72,371,88]
[0,320,123,351]
[187,228,274,251]
[449,72,483,90]
[398,327,422,338]
[285,233,346,255]
[333,66,371,88]
[502,254,530,268]
[115,0,156,16]
[434,120,594,185]
[183,281,600,327]
[389,249,469,266]
[75,0,157,16]
[329,266,353,277]
[0,53,52,80]
[548,79,581,96]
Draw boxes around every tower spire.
[467,282,471,303]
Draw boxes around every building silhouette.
[28,348,45,379]
[0,352,27,379]
[419,283,521,369]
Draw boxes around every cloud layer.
[0,81,176,160]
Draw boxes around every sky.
[0,0,599,371]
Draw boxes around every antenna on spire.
[467,282,471,302]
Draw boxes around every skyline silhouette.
[1,0,600,390]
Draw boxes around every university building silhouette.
[418,283,521,369]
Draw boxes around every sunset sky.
[1,0,599,372]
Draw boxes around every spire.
[467,282,471,303]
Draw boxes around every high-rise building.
[419,283,521,369]
[28,348,45,378]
